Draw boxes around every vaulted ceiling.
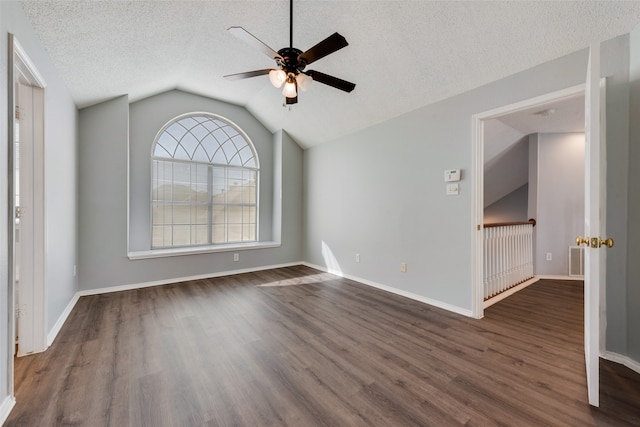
[20,1,640,148]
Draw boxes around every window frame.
[150,112,260,249]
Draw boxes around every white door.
[13,44,47,356]
[15,82,37,355]
[579,43,611,408]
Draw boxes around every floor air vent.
[569,246,585,277]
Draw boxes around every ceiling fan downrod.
[289,0,293,49]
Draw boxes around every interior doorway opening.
[472,84,586,318]
[8,35,47,365]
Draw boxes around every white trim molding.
[471,83,586,320]
[602,351,640,375]
[0,396,16,426]
[303,262,474,317]
[47,294,80,347]
[128,241,281,260]
[484,277,540,309]
[536,275,584,281]
[77,262,302,297]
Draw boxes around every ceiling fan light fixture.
[225,0,355,105]
[282,74,298,98]
[269,69,286,88]
[296,73,312,92]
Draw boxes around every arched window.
[151,113,259,248]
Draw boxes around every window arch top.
[152,113,258,168]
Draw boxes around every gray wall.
[0,0,78,408]
[78,91,303,291]
[604,34,632,355]
[626,24,640,360]
[484,135,529,207]
[533,133,585,276]
[304,36,633,329]
[484,184,528,223]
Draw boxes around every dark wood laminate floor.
[6,266,640,426]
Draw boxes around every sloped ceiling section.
[483,93,585,208]
[20,1,640,148]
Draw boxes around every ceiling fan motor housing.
[277,47,305,74]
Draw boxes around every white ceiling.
[20,1,640,149]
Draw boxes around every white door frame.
[7,34,47,365]
[471,83,586,319]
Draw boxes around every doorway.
[472,84,586,318]
[9,35,47,363]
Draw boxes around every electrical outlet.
[400,262,407,272]
[546,252,552,261]
[355,253,360,263]
[233,253,239,262]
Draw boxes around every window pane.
[152,204,171,225]
[242,225,255,241]
[195,205,209,224]
[152,225,172,248]
[228,206,242,224]
[190,123,209,141]
[228,184,242,203]
[212,224,226,244]
[193,225,208,245]
[173,205,191,224]
[181,133,198,158]
[243,206,256,223]
[228,224,242,242]
[195,184,208,203]
[212,205,226,224]
[165,122,188,141]
[173,225,191,246]
[192,145,208,163]
[155,133,178,158]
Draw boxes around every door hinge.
[15,106,20,120]
[15,206,21,219]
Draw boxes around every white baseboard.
[302,262,473,317]
[47,293,80,347]
[0,396,16,426]
[76,262,303,297]
[602,351,640,375]
[484,277,540,309]
[536,274,583,281]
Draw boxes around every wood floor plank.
[5,266,640,426]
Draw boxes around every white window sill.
[127,241,281,260]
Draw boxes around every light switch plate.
[446,183,459,195]
[444,169,461,182]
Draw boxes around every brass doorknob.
[576,236,614,248]
[600,237,614,248]
[576,236,590,246]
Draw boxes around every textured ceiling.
[20,1,640,148]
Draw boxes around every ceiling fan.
[224,0,356,105]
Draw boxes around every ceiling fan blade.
[224,69,273,80]
[228,27,284,61]
[305,70,356,93]
[297,33,348,66]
